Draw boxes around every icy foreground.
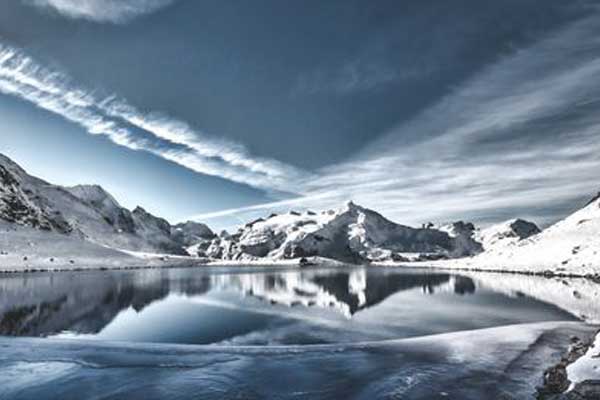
[0,322,595,400]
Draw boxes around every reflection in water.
[0,268,455,336]
[0,266,592,345]
[0,271,211,336]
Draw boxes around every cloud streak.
[306,12,600,226]
[24,0,175,23]
[190,11,600,229]
[0,42,305,191]
[3,8,600,231]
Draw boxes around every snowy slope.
[65,185,136,234]
[475,219,540,250]
[0,221,138,271]
[206,201,482,263]
[0,154,189,255]
[409,195,600,276]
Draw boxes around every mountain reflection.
[0,267,474,337]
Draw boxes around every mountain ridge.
[3,152,599,277]
[0,154,204,255]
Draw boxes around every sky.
[1,0,600,230]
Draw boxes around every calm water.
[1,266,598,400]
[0,266,579,345]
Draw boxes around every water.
[0,266,598,399]
[0,266,580,345]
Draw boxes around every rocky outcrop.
[0,157,71,234]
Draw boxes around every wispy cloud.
[0,42,305,191]
[307,12,600,226]
[292,59,404,96]
[192,12,600,228]
[24,0,175,23]
[3,9,600,230]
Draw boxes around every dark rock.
[244,218,265,228]
[539,364,570,395]
[561,380,600,399]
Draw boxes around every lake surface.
[0,266,581,345]
[0,266,598,400]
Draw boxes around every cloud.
[190,11,600,228]
[305,13,600,225]
[293,59,403,96]
[24,0,175,23]
[0,42,305,191]
[3,8,600,231]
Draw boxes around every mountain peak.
[66,184,120,209]
[0,153,29,179]
[341,200,364,214]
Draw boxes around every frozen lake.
[0,266,598,399]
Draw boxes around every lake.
[0,266,597,399]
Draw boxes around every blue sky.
[1,0,600,230]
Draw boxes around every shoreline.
[1,256,600,281]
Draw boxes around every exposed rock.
[538,335,596,399]
[171,221,215,247]
[563,380,600,399]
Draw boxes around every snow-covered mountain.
[425,194,600,275]
[203,201,483,263]
[0,153,197,256]
[475,219,541,250]
[4,152,600,275]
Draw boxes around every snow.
[2,152,600,278]
[474,218,540,250]
[0,221,135,271]
[0,153,200,257]
[207,201,482,263]
[389,197,600,276]
[0,221,207,272]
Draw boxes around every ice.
[0,322,594,400]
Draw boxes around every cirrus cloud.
[24,0,176,23]
[0,42,306,192]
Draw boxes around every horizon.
[2,0,600,231]
[2,150,597,233]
